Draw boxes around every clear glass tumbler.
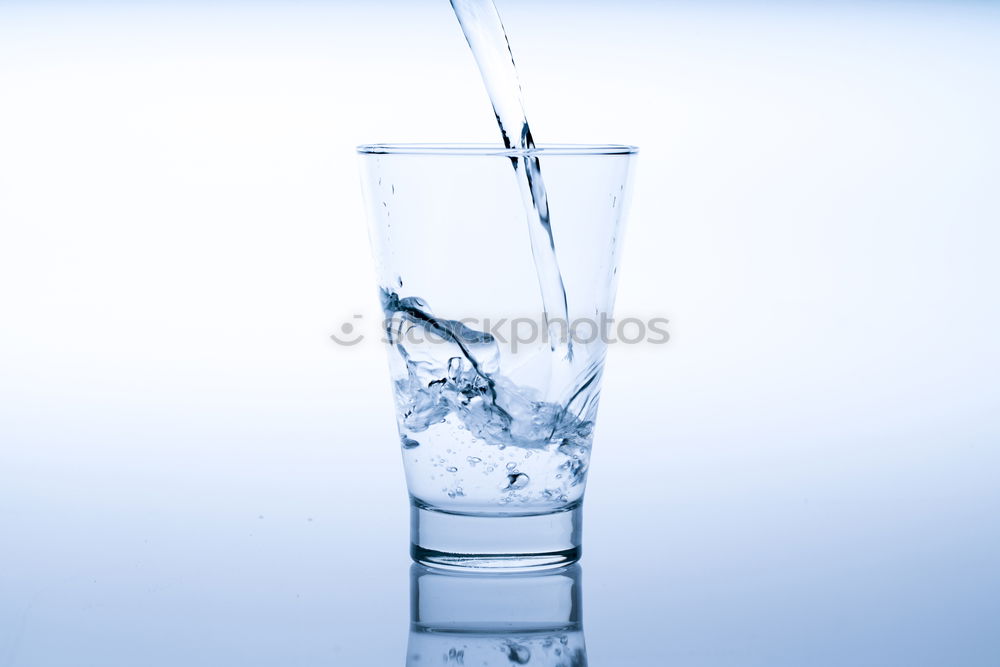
[359,143,637,569]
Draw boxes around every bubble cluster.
[384,289,598,508]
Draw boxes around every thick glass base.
[410,500,582,571]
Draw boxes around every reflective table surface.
[3,401,998,666]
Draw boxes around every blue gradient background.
[1,1,998,664]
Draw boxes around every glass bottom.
[410,500,582,572]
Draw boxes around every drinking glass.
[359,143,636,569]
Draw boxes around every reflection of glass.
[408,563,587,666]
[359,144,636,569]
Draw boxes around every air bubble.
[505,642,531,664]
[401,436,420,449]
[502,472,529,490]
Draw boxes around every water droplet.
[506,462,517,471]
[401,436,420,449]
[446,466,458,473]
[467,456,481,466]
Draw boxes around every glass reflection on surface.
[408,564,587,666]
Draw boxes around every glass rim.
[356,142,638,156]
